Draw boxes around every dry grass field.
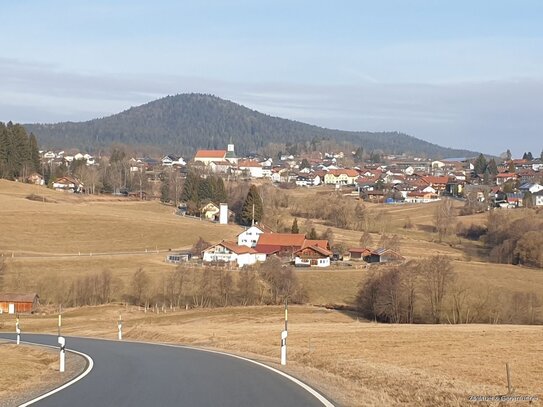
[2,180,543,307]
[0,179,241,255]
[0,341,85,407]
[1,305,541,407]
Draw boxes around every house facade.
[294,245,332,267]
[53,176,83,193]
[323,169,359,185]
[202,241,258,267]
[194,150,227,166]
[238,160,264,178]
[0,293,39,314]
[237,225,266,247]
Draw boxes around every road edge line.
[170,343,336,407]
[11,340,95,407]
[101,336,335,407]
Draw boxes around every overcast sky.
[1,0,542,157]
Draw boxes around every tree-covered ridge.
[25,94,479,158]
[0,122,40,180]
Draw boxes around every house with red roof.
[202,241,260,267]
[496,172,518,186]
[294,244,333,267]
[323,169,359,185]
[238,160,264,178]
[255,233,307,258]
[194,150,227,165]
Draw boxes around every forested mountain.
[25,94,478,158]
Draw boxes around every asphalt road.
[0,333,331,407]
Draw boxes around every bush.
[456,223,487,240]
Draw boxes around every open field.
[0,341,85,407]
[1,305,541,407]
[0,180,241,255]
[1,180,543,309]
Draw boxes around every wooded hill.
[25,94,478,158]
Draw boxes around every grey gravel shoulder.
[0,346,87,407]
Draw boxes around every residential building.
[294,245,332,267]
[323,169,359,185]
[202,241,259,267]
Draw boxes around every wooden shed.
[0,293,40,314]
[348,248,372,260]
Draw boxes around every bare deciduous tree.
[419,255,455,323]
[132,268,150,307]
[434,198,455,242]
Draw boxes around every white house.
[519,183,543,194]
[194,150,227,166]
[238,160,264,178]
[53,176,83,193]
[261,166,272,178]
[533,190,543,206]
[202,241,259,267]
[237,225,266,247]
[161,155,186,167]
[83,154,96,165]
[294,245,332,267]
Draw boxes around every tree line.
[356,255,542,324]
[32,256,306,309]
[0,122,40,180]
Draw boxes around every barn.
[0,293,40,314]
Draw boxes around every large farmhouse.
[202,241,263,267]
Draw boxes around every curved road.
[0,334,332,407]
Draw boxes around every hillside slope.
[25,94,478,158]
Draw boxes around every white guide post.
[15,316,21,345]
[58,336,66,373]
[118,314,123,341]
[280,330,288,366]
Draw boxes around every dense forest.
[0,122,41,180]
[25,94,479,158]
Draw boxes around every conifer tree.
[291,218,299,234]
[240,185,263,226]
[473,153,487,174]
[308,227,318,240]
[487,158,498,176]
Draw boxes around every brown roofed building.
[348,247,372,260]
[194,150,227,166]
[294,245,332,267]
[255,233,307,258]
[0,293,40,314]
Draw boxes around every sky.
[1,0,542,157]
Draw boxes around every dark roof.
[0,293,38,302]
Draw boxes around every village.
[10,143,536,272]
[33,143,543,207]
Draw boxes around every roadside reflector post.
[118,314,123,341]
[281,330,288,365]
[15,314,21,345]
[281,297,288,366]
[58,336,66,373]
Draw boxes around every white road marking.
[9,339,95,407]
